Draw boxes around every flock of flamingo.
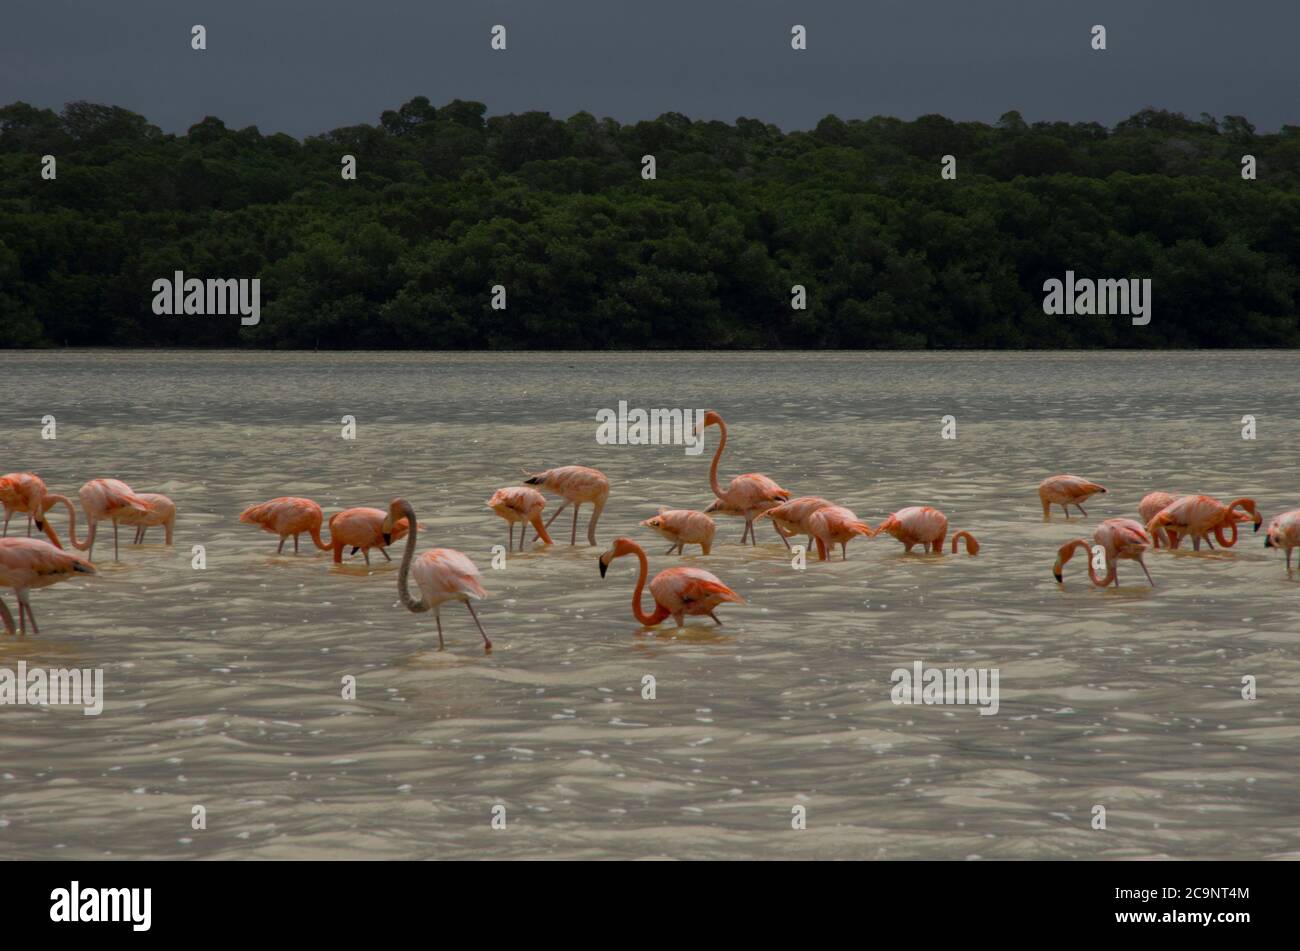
[2,410,1298,648]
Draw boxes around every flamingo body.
[523,465,609,545]
[1039,474,1107,519]
[486,486,553,550]
[328,507,408,565]
[806,504,873,561]
[640,508,716,555]
[240,496,329,554]
[116,492,176,545]
[0,537,96,635]
[875,506,980,555]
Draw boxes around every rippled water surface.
[0,350,1297,860]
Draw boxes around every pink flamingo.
[1038,474,1107,519]
[807,505,874,561]
[385,498,491,651]
[762,496,832,550]
[71,479,149,561]
[486,486,554,551]
[523,466,609,546]
[327,507,409,565]
[1053,517,1155,587]
[640,508,716,555]
[0,537,96,635]
[1264,510,1300,571]
[0,472,75,548]
[874,506,980,555]
[598,536,743,627]
[1145,495,1261,551]
[240,496,331,554]
[699,410,790,546]
[1138,492,1182,548]
[117,492,176,545]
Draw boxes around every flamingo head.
[698,410,723,436]
[381,498,411,545]
[1264,517,1282,549]
[598,536,641,577]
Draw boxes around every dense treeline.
[1,98,1298,348]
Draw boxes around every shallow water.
[0,350,1297,860]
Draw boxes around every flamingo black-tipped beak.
[1253,518,1262,532]
[382,532,392,546]
[35,519,45,530]
[598,557,608,578]
[1264,536,1274,548]
[1053,569,1063,583]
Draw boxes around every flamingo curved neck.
[395,501,428,613]
[708,420,728,499]
[627,547,665,625]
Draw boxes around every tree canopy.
[1,99,1296,348]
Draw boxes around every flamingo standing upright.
[762,496,832,550]
[1038,475,1107,519]
[486,486,554,551]
[73,479,149,561]
[806,505,874,561]
[523,465,609,546]
[1264,510,1300,571]
[240,496,331,554]
[874,506,980,555]
[1138,492,1182,548]
[698,410,790,546]
[327,507,409,565]
[384,498,491,651]
[0,472,75,548]
[598,536,743,627]
[1145,495,1261,551]
[0,537,96,635]
[640,508,716,555]
[1053,517,1155,587]
[116,492,176,545]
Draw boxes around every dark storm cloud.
[2,0,1295,136]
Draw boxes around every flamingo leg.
[841,542,848,560]
[1,510,9,535]
[665,544,676,555]
[1287,548,1293,571]
[0,597,14,635]
[433,609,446,651]
[379,546,391,562]
[466,601,492,650]
[294,534,300,553]
[709,610,722,625]
[363,549,371,566]
[1204,534,1215,550]
[507,522,514,552]
[113,520,120,560]
[1076,503,1088,516]
[571,504,580,545]
[541,501,568,533]
[19,594,38,635]
[277,536,286,554]
[1138,559,1155,586]
[773,521,792,549]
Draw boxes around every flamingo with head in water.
[874,506,979,555]
[523,465,609,546]
[0,537,96,635]
[1038,474,1107,519]
[1053,517,1155,587]
[1145,495,1261,551]
[0,472,76,548]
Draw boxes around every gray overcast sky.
[2,0,1296,137]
